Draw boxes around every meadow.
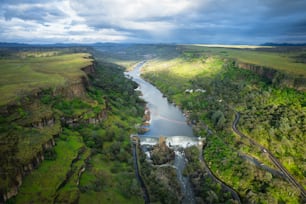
[0,51,92,106]
[181,45,306,77]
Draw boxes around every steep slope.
[0,48,145,203]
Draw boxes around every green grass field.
[181,45,306,77]
[0,52,93,106]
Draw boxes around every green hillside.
[0,52,93,106]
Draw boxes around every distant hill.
[0,42,90,48]
[2,42,306,48]
[261,42,306,46]
[0,42,32,47]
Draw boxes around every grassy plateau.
[0,51,92,106]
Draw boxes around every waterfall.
[139,136,159,146]
[137,135,200,203]
[166,136,200,148]
[139,135,200,148]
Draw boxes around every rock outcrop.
[151,137,175,165]
[61,108,108,127]
[1,137,56,202]
[81,63,96,75]
[53,77,88,98]
[31,116,55,128]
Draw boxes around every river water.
[126,61,193,137]
[126,61,195,204]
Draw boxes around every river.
[126,61,193,137]
[126,61,195,204]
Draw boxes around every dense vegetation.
[137,141,182,204]
[76,54,145,203]
[0,48,146,203]
[141,45,305,203]
[184,146,237,203]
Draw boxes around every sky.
[0,0,306,44]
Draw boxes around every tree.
[211,110,226,129]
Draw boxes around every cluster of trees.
[138,146,182,204]
[184,147,237,204]
[150,140,175,165]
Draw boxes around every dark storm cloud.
[3,6,65,22]
[0,0,305,44]
[178,0,306,43]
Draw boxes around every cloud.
[0,0,306,44]
[70,0,193,22]
[0,0,131,43]
[3,3,64,22]
[69,0,194,41]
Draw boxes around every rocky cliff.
[236,61,306,91]
[53,78,88,98]
[54,64,96,98]
[0,64,96,116]
[61,108,108,127]
[1,138,56,202]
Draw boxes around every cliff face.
[53,64,96,98]
[0,64,96,116]
[31,116,55,128]
[87,109,108,125]
[52,76,89,98]
[236,61,306,91]
[81,63,96,75]
[61,108,107,127]
[2,138,56,202]
[236,62,277,81]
